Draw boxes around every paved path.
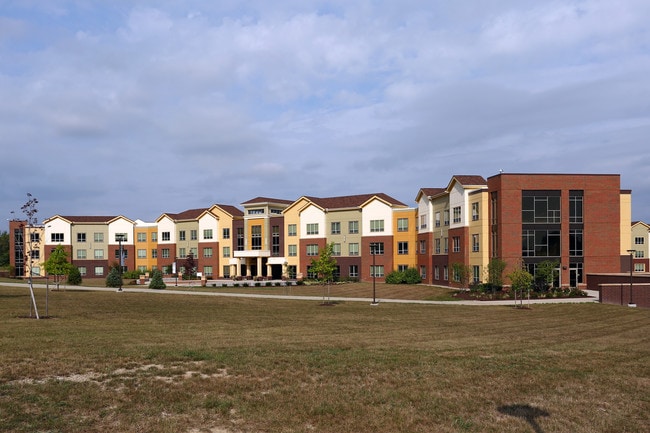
[0,282,600,306]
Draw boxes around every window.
[453,206,461,223]
[435,212,441,227]
[453,267,461,282]
[635,237,645,245]
[179,248,186,258]
[398,242,408,255]
[370,242,384,255]
[162,248,170,258]
[420,266,426,279]
[491,192,498,225]
[443,265,448,281]
[288,224,297,236]
[151,249,157,258]
[78,266,87,276]
[398,218,409,232]
[77,233,86,243]
[115,233,128,242]
[30,232,40,243]
[420,240,426,254]
[435,238,441,254]
[179,231,186,241]
[635,250,644,258]
[307,244,318,256]
[248,208,264,215]
[420,214,427,229]
[94,249,104,259]
[51,233,65,243]
[522,191,561,223]
[251,225,262,250]
[569,191,583,223]
[272,226,280,256]
[398,265,409,272]
[203,247,213,258]
[190,247,198,257]
[30,250,40,260]
[237,228,244,251]
[223,246,230,258]
[162,232,170,241]
[569,230,583,257]
[137,232,146,242]
[472,202,479,221]
[77,249,87,259]
[94,233,104,243]
[444,237,448,253]
[114,249,128,259]
[370,220,384,232]
[635,263,646,272]
[349,221,359,234]
[306,223,319,235]
[203,229,213,240]
[453,236,460,253]
[349,265,359,278]
[137,249,147,259]
[223,266,230,278]
[151,232,157,242]
[95,266,104,276]
[522,230,561,257]
[349,243,359,256]
[190,230,197,241]
[306,266,318,279]
[332,243,341,256]
[288,245,297,257]
[443,210,450,226]
[370,265,384,277]
[434,265,440,280]
[473,266,480,284]
[223,228,230,239]
[472,234,479,252]
[331,222,341,235]
[203,266,213,277]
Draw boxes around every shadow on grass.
[497,404,550,433]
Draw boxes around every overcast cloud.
[1,0,649,223]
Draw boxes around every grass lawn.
[0,284,648,433]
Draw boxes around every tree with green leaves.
[43,245,74,290]
[451,263,471,288]
[487,258,507,288]
[67,266,82,285]
[106,266,123,288]
[534,260,559,292]
[0,230,9,268]
[507,265,534,308]
[149,269,166,290]
[310,242,338,304]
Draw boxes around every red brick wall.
[599,283,650,308]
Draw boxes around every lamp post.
[174,257,178,286]
[116,234,126,292]
[626,249,636,307]
[370,243,378,306]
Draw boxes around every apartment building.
[8,173,635,288]
[631,221,650,272]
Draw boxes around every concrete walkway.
[0,281,600,306]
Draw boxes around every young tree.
[0,230,9,268]
[508,266,534,308]
[149,269,166,290]
[487,258,507,288]
[21,193,40,318]
[451,263,471,288]
[534,260,559,292]
[67,266,82,285]
[310,242,338,304]
[43,245,74,290]
[183,252,197,280]
[106,266,122,288]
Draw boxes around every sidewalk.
[0,282,600,306]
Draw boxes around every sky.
[2,0,649,226]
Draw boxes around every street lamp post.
[116,234,126,292]
[370,243,378,306]
[626,249,636,307]
[174,257,178,286]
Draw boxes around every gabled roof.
[446,175,487,191]
[415,188,446,202]
[299,193,407,212]
[157,208,209,222]
[212,204,244,217]
[632,221,650,229]
[44,215,132,224]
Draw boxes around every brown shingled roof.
[305,193,407,210]
[59,216,120,223]
[451,175,487,186]
[214,204,244,217]
[164,208,209,221]
[419,188,446,198]
[241,197,294,205]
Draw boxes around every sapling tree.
[309,242,337,304]
[508,265,534,308]
[43,245,74,290]
[20,193,40,318]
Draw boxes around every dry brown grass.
[0,284,648,433]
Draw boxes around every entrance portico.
[231,250,287,279]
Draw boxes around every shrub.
[67,266,82,286]
[122,269,142,279]
[106,267,122,288]
[148,269,166,290]
[385,268,422,284]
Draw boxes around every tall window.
[151,232,157,242]
[472,202,479,221]
[272,226,280,256]
[237,228,244,251]
[420,240,426,254]
[77,233,86,243]
[569,229,583,257]
[435,212,441,227]
[332,243,341,256]
[349,243,359,256]
[453,236,460,253]
[443,210,450,226]
[151,249,157,258]
[370,220,384,232]
[349,265,359,278]
[288,245,297,256]
[222,228,230,239]
[179,231,186,241]
[444,237,448,254]
[349,221,359,234]
[190,230,197,241]
[331,222,341,234]
[434,265,440,280]
[307,223,319,235]
[472,234,479,252]
[223,246,230,258]
[398,218,409,232]
[453,206,461,223]
[288,224,297,236]
[398,242,408,255]
[251,225,262,250]
[179,248,186,258]
[435,238,441,254]
[419,214,427,229]
[569,191,583,223]
[443,265,448,281]
[473,266,480,283]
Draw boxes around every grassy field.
[0,284,648,433]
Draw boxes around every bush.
[148,269,166,290]
[385,268,422,284]
[67,266,82,286]
[122,269,142,279]
[106,267,122,288]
